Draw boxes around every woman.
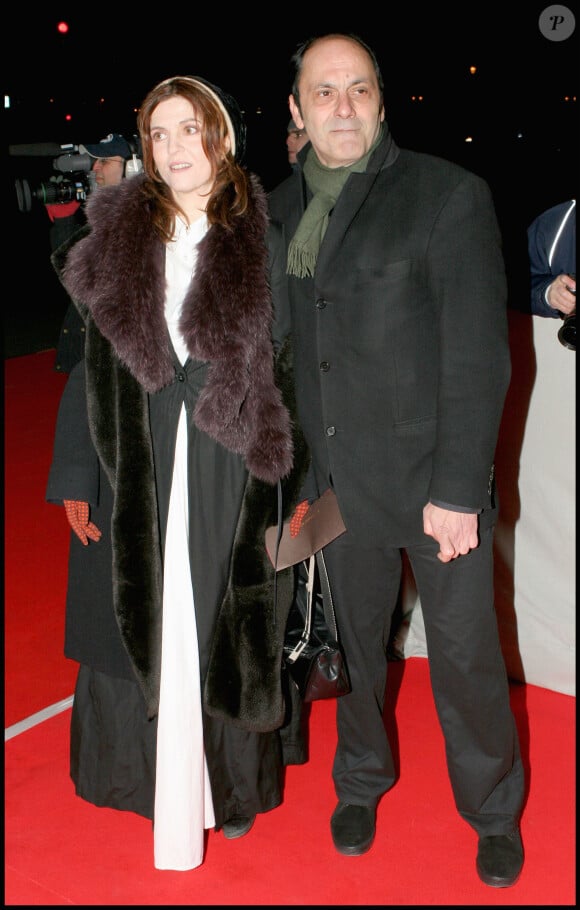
[46,75,308,871]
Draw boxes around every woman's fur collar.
[62,174,293,484]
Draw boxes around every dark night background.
[4,5,578,357]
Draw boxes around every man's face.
[286,127,309,165]
[289,36,384,169]
[92,156,125,187]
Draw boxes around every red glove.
[63,500,101,546]
[45,201,81,222]
[290,500,310,538]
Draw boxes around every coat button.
[316,298,327,309]
[176,371,185,382]
[320,361,330,371]
[326,426,336,437]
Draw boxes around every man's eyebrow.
[313,77,371,89]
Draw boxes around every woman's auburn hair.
[137,76,249,239]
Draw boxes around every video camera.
[9,136,142,214]
[9,142,97,214]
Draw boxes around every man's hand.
[547,273,576,316]
[423,503,478,563]
[63,500,101,546]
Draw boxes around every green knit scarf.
[287,126,384,278]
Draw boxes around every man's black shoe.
[330,802,375,856]
[222,814,255,839]
[476,831,524,887]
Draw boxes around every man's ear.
[289,95,304,130]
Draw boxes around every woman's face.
[149,95,215,212]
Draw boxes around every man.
[52,133,138,372]
[286,118,309,169]
[269,33,525,888]
[527,199,575,352]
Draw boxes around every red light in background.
[57,21,69,34]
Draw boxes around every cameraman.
[51,134,137,373]
[527,198,576,319]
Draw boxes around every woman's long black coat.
[46,173,309,821]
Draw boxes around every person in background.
[269,33,524,888]
[46,75,308,872]
[527,198,576,318]
[286,117,309,170]
[81,132,134,187]
[50,134,137,373]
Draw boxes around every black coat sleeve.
[46,360,100,505]
[267,219,291,351]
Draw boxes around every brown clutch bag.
[265,488,347,570]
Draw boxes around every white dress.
[153,215,216,871]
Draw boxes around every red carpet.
[4,351,576,905]
[4,352,76,727]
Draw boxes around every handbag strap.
[271,479,284,629]
[285,549,339,664]
[285,553,316,662]
[315,548,339,640]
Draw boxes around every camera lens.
[558,314,576,351]
[14,178,32,213]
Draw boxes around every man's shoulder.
[269,173,299,213]
[379,148,492,213]
[529,199,575,232]
[396,147,482,184]
[51,222,91,276]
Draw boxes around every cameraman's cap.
[79,133,132,159]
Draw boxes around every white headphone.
[125,135,143,178]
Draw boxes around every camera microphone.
[53,154,93,173]
[9,142,76,157]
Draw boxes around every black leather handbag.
[283,550,351,702]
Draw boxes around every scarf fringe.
[287,240,317,279]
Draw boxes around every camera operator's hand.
[45,201,81,222]
[63,500,101,546]
[547,273,576,316]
